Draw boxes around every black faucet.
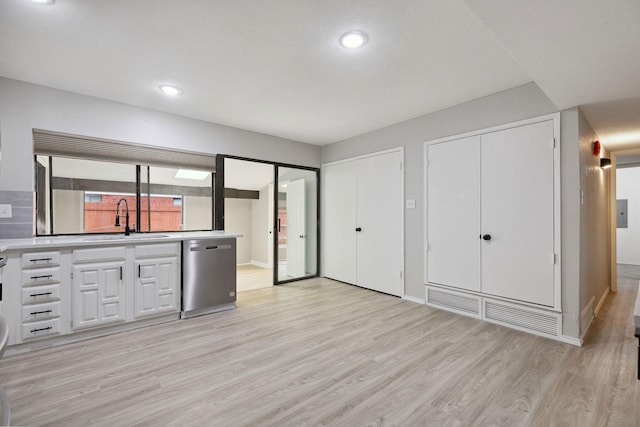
[115,198,131,236]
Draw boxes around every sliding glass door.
[215,155,319,288]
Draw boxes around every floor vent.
[484,300,560,337]
[427,287,481,317]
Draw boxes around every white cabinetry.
[134,243,179,319]
[425,115,562,340]
[20,251,65,341]
[323,148,404,296]
[72,246,126,330]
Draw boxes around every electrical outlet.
[406,199,416,209]
[0,204,11,218]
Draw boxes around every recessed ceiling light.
[31,0,54,4]
[175,169,209,180]
[159,85,183,96]
[339,31,368,49]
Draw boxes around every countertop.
[0,231,241,252]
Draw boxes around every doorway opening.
[612,153,640,291]
[217,156,319,291]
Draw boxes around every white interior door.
[322,161,357,284]
[426,136,481,291]
[286,179,306,277]
[481,120,555,306]
[356,150,404,296]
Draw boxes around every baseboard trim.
[559,335,583,346]
[595,287,610,317]
[403,295,425,305]
[580,296,595,338]
[250,260,270,269]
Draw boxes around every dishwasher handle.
[189,244,232,252]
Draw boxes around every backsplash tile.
[0,190,34,239]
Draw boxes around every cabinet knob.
[482,234,492,241]
[355,227,362,232]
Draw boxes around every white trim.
[580,296,595,338]
[422,112,561,147]
[321,146,405,168]
[402,295,425,305]
[250,260,271,269]
[594,286,610,317]
[558,335,583,346]
[321,146,405,297]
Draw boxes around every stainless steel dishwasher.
[181,238,237,319]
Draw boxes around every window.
[35,156,213,236]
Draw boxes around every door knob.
[355,227,362,232]
[482,234,491,241]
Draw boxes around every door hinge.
[400,271,403,279]
[426,243,430,252]
[70,320,73,328]
[71,272,73,280]
[553,253,558,264]
[400,162,403,170]
[553,138,557,148]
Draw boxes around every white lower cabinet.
[134,253,179,318]
[72,260,126,330]
[4,240,184,348]
[19,250,65,342]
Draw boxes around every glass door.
[275,166,318,283]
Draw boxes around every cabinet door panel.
[426,136,481,291]
[322,162,357,284]
[73,262,125,330]
[356,151,403,296]
[481,120,555,306]
[134,258,178,318]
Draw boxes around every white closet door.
[356,150,403,296]
[322,161,357,284]
[426,136,481,291]
[286,179,306,277]
[481,120,555,306]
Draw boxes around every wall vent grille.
[427,288,480,317]
[484,300,559,337]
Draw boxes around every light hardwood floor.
[237,264,273,292]
[0,276,639,426]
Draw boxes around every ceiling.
[1,0,639,148]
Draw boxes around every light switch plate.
[406,199,416,209]
[0,204,12,218]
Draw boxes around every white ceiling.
[1,0,639,148]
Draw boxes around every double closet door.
[426,119,558,308]
[323,148,404,297]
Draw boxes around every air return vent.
[484,299,560,337]
[426,287,481,318]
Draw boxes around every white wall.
[616,167,640,265]
[225,198,252,264]
[251,185,271,266]
[321,82,559,302]
[0,77,320,193]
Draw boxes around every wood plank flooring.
[237,264,273,292]
[0,276,639,426]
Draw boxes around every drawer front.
[22,283,61,304]
[21,301,61,322]
[73,246,126,263]
[134,242,179,258]
[21,251,61,268]
[21,318,61,340]
[22,266,61,286]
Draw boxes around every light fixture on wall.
[600,158,612,169]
